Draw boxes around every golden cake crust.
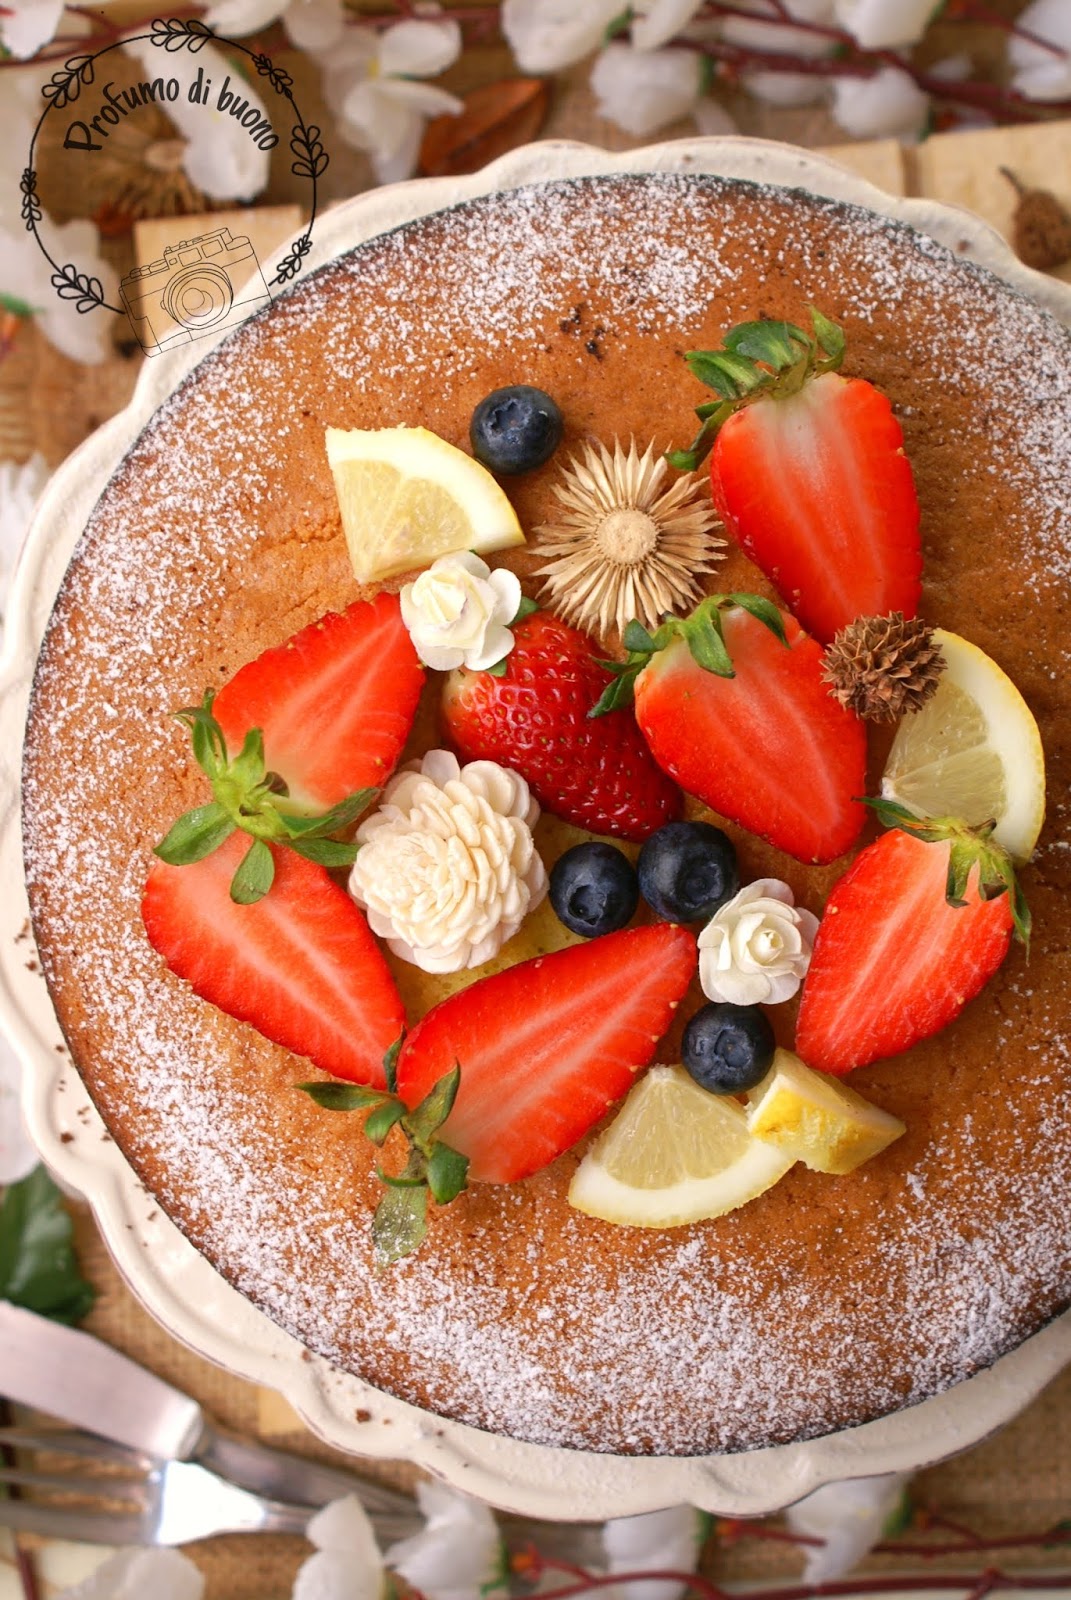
[22,174,1071,1455]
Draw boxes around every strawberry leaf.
[589,673,637,716]
[680,605,734,678]
[299,1081,388,1111]
[486,658,509,677]
[728,592,788,645]
[230,838,275,904]
[0,1166,96,1326]
[372,1184,428,1265]
[280,788,378,837]
[407,1063,461,1148]
[229,727,266,791]
[154,802,236,866]
[622,620,657,654]
[512,595,538,624]
[287,836,360,868]
[364,1099,406,1146]
[383,1035,403,1094]
[427,1140,469,1205]
[809,305,846,366]
[723,319,810,370]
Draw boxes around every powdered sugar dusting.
[21,174,1071,1455]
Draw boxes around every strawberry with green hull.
[213,592,424,810]
[143,833,405,1087]
[595,595,867,865]
[396,923,698,1183]
[795,802,1027,1077]
[670,310,922,645]
[442,609,681,842]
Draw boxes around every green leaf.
[281,788,378,837]
[154,802,236,865]
[512,595,538,624]
[684,349,766,401]
[364,1099,407,1147]
[809,305,846,367]
[229,727,266,791]
[590,667,639,717]
[682,610,734,677]
[0,292,40,319]
[286,836,360,868]
[602,6,632,41]
[0,1166,95,1325]
[945,840,974,907]
[486,658,509,677]
[622,620,657,654]
[298,1081,388,1111]
[406,1064,461,1148]
[230,838,275,904]
[427,1141,469,1205]
[176,695,227,777]
[383,1035,403,1095]
[727,592,788,645]
[372,1184,428,1265]
[723,318,810,371]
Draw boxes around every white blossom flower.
[833,0,939,49]
[283,0,346,55]
[120,37,270,201]
[293,1494,385,1600]
[591,41,706,137]
[0,452,48,624]
[385,1479,505,1600]
[350,751,547,974]
[631,0,705,52]
[698,878,818,1007]
[786,1474,910,1581]
[0,217,119,365]
[56,1549,204,1600]
[603,1505,705,1600]
[401,551,521,673]
[1008,0,1071,101]
[722,0,838,107]
[502,0,621,73]
[831,64,930,138]
[317,16,462,185]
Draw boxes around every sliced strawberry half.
[395,924,697,1183]
[213,592,424,810]
[671,311,921,643]
[142,831,404,1085]
[796,814,1023,1076]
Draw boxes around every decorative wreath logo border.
[21,16,328,318]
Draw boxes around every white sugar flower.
[1008,0,1071,101]
[699,879,818,1007]
[386,1479,504,1600]
[603,1504,705,1600]
[400,551,521,672]
[502,0,621,72]
[0,218,119,365]
[591,41,706,138]
[350,751,547,973]
[831,64,930,139]
[833,0,939,49]
[120,37,270,201]
[320,16,462,185]
[786,1474,910,1582]
[293,1494,384,1600]
[722,0,838,108]
[56,1548,204,1600]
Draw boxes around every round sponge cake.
[21,173,1071,1456]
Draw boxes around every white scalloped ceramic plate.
[3,137,1070,1522]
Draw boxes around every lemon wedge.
[880,628,1044,864]
[326,426,525,584]
[568,1065,793,1228]
[745,1049,905,1175]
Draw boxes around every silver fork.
[0,1424,421,1546]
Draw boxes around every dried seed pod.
[822,612,945,722]
[1001,167,1071,273]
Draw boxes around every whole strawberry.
[442,610,681,842]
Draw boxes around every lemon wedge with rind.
[880,628,1045,865]
[746,1049,905,1176]
[326,426,525,584]
[568,1065,793,1228]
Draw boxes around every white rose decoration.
[698,879,819,1007]
[400,551,522,672]
[349,750,546,973]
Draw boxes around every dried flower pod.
[1001,167,1071,273]
[822,612,945,723]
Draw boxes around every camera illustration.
[120,226,272,356]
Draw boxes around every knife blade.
[0,1300,417,1527]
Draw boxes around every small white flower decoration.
[56,1548,204,1600]
[786,1473,911,1582]
[722,0,838,108]
[350,750,547,974]
[502,0,622,73]
[0,218,119,365]
[831,64,930,139]
[698,879,819,1007]
[603,1504,705,1600]
[386,1478,505,1600]
[590,41,706,137]
[1009,0,1071,101]
[293,1494,385,1600]
[833,0,939,49]
[400,551,521,672]
[321,16,463,184]
[631,0,706,51]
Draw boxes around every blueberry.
[470,385,564,476]
[549,842,638,939]
[682,1003,775,1095]
[637,821,739,924]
